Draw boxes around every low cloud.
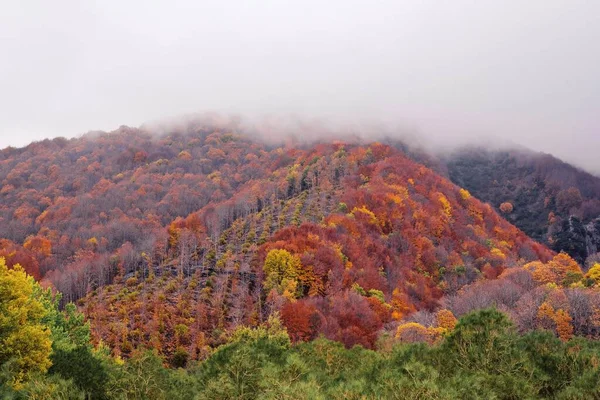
[1,1,599,174]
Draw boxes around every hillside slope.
[445,147,600,265]
[4,124,590,361]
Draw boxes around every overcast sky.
[1,1,599,173]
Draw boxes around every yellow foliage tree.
[263,249,302,300]
[459,188,471,200]
[525,253,582,286]
[537,301,555,330]
[436,309,458,332]
[553,309,574,341]
[395,322,430,343]
[438,194,452,219]
[0,258,52,388]
[396,322,444,344]
[490,248,507,267]
[547,253,583,284]
[525,261,556,284]
[585,263,600,286]
[351,206,379,226]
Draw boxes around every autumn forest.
[2,122,600,399]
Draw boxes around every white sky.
[0,1,599,173]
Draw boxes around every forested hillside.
[2,123,600,398]
[446,147,600,265]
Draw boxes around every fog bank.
[1,1,598,173]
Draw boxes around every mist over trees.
[1,123,600,398]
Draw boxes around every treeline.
[7,308,600,399]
